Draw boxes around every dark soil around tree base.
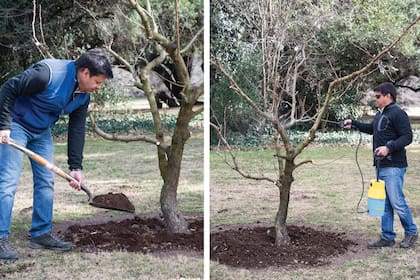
[53,213,369,270]
[54,212,203,255]
[211,223,370,269]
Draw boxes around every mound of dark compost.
[211,224,358,269]
[60,216,203,254]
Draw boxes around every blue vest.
[13,59,90,133]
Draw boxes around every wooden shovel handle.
[7,139,93,202]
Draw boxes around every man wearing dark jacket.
[344,82,418,249]
[0,49,113,260]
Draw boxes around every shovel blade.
[89,192,135,213]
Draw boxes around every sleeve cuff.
[69,167,82,171]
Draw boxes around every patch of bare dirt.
[211,223,370,269]
[52,213,370,270]
[54,212,203,255]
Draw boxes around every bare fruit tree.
[89,0,204,234]
[212,3,420,245]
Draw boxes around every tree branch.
[295,159,312,169]
[192,105,204,118]
[88,111,169,151]
[128,0,153,39]
[210,122,276,184]
[142,49,167,75]
[128,0,171,48]
[107,47,136,74]
[181,26,204,54]
[212,59,275,122]
[296,15,420,156]
[32,0,53,58]
[174,0,181,62]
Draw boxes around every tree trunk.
[160,180,189,233]
[274,160,294,245]
[159,100,195,233]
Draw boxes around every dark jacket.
[352,102,412,168]
[0,59,90,170]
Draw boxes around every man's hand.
[69,169,83,191]
[375,146,389,157]
[0,130,11,144]
[343,119,352,129]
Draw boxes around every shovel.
[7,139,135,213]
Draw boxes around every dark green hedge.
[52,113,203,137]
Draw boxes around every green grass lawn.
[210,144,420,279]
[2,136,204,280]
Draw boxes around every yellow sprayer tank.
[367,179,386,216]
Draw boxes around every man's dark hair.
[75,48,113,79]
[374,82,397,101]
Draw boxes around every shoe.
[0,237,19,260]
[400,233,418,249]
[29,232,73,251]
[367,237,395,249]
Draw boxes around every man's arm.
[67,101,89,170]
[351,120,374,134]
[343,119,374,134]
[0,63,50,131]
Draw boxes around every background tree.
[1,0,203,234]
[1,0,203,82]
[211,0,420,245]
[210,0,420,145]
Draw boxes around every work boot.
[367,237,395,249]
[0,237,19,260]
[29,232,72,251]
[400,233,418,249]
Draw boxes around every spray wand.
[317,119,388,216]
[322,119,386,215]
[321,119,367,213]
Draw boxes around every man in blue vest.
[0,48,113,260]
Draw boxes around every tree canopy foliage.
[0,0,203,83]
[210,0,420,145]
